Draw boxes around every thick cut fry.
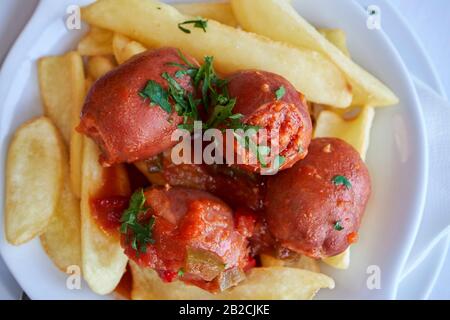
[112,33,147,64]
[6,117,64,245]
[81,0,352,107]
[81,137,129,295]
[131,262,334,300]
[318,29,350,57]
[78,26,114,56]
[231,0,398,107]
[38,52,85,144]
[322,249,351,270]
[174,2,238,27]
[314,107,375,161]
[87,55,116,80]
[40,144,81,271]
[260,254,320,273]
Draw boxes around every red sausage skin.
[78,48,198,167]
[226,70,312,173]
[123,187,252,290]
[265,138,371,258]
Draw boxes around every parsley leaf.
[139,80,172,113]
[178,19,208,34]
[275,86,286,100]
[332,175,352,189]
[120,189,156,255]
[334,220,344,231]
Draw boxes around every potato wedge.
[174,2,238,27]
[78,26,114,56]
[81,0,352,107]
[260,254,320,273]
[318,29,350,57]
[40,144,81,271]
[112,33,147,64]
[231,0,398,107]
[38,52,85,144]
[6,117,64,245]
[81,137,129,295]
[322,249,351,270]
[130,262,334,300]
[87,55,116,80]
[314,107,375,161]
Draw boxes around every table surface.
[0,0,449,300]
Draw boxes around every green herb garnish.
[120,189,156,255]
[332,175,352,189]
[178,18,208,34]
[275,86,286,100]
[177,268,185,277]
[139,80,172,113]
[334,220,344,231]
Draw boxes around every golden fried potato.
[318,28,350,57]
[174,2,238,27]
[112,33,147,64]
[6,117,64,245]
[260,254,320,273]
[322,249,351,270]
[231,0,398,107]
[40,144,81,271]
[78,26,114,56]
[87,55,116,80]
[38,51,85,144]
[130,262,334,300]
[80,137,129,294]
[81,0,352,107]
[314,107,375,161]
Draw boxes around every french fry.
[87,55,117,80]
[38,52,85,144]
[314,107,375,161]
[318,29,350,57]
[81,0,352,107]
[260,254,320,273]
[40,144,81,271]
[6,117,64,245]
[112,33,147,64]
[322,249,351,270]
[78,26,114,56]
[130,262,334,300]
[231,0,398,107]
[80,137,129,294]
[174,2,238,27]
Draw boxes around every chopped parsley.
[139,80,172,113]
[177,268,185,277]
[332,175,352,189]
[275,86,286,100]
[120,189,156,255]
[178,18,208,34]
[334,220,344,231]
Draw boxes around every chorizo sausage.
[78,48,198,166]
[226,70,312,173]
[123,187,252,291]
[264,138,371,258]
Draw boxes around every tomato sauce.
[115,264,132,300]
[90,164,150,235]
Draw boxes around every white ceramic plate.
[0,0,428,299]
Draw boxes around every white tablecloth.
[0,0,449,299]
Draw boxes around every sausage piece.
[78,48,198,166]
[123,187,253,291]
[265,138,371,258]
[226,70,312,173]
